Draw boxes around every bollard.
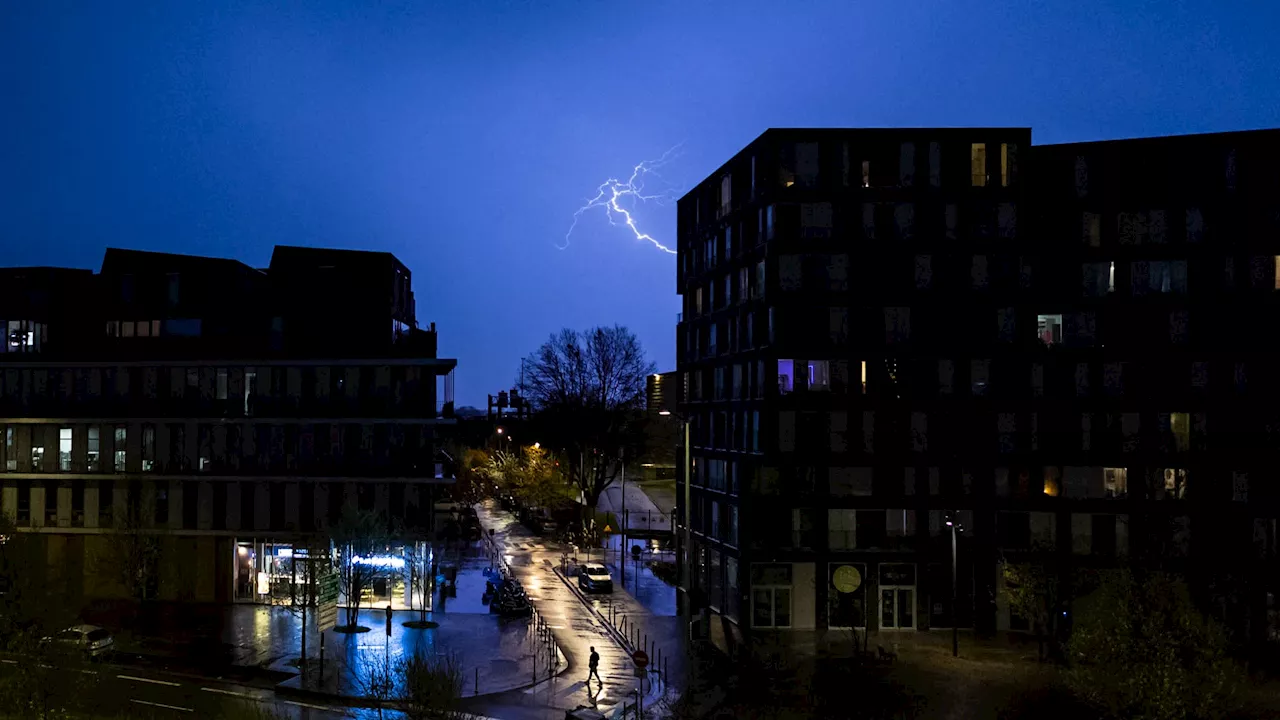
[657,647,662,677]
[475,667,479,696]
[644,633,648,657]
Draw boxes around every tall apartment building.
[675,127,1280,654]
[0,246,456,607]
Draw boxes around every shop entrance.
[879,563,916,631]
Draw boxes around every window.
[1082,262,1114,296]
[142,424,156,472]
[1082,212,1101,246]
[155,481,169,525]
[777,360,795,395]
[30,433,45,472]
[1031,363,1044,396]
[829,510,856,550]
[114,426,127,472]
[754,260,766,300]
[829,467,872,497]
[899,142,915,186]
[997,413,1017,453]
[971,255,989,289]
[997,203,1017,239]
[59,427,72,471]
[894,203,915,240]
[1103,362,1124,395]
[1191,362,1209,390]
[860,360,867,394]
[808,361,830,392]
[937,360,954,394]
[970,143,987,186]
[945,204,958,240]
[764,205,775,241]
[1037,314,1063,346]
[800,203,833,238]
[928,141,941,187]
[86,427,100,472]
[5,427,15,471]
[1000,143,1015,186]
[884,307,910,344]
[970,360,990,395]
[996,307,1016,342]
[777,411,796,452]
[1161,469,1187,500]
[915,255,932,289]
[719,174,732,216]
[861,160,870,188]
[791,509,815,549]
[910,413,927,452]
[216,369,228,400]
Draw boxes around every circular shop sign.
[833,565,862,594]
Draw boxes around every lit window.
[860,360,867,394]
[861,161,870,188]
[87,427,100,472]
[59,427,72,471]
[114,426,127,472]
[1273,256,1280,290]
[1000,143,1015,187]
[970,143,987,187]
[137,320,151,338]
[778,360,795,395]
[122,321,135,338]
[1037,314,1064,346]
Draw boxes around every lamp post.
[945,512,963,658]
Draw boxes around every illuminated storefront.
[232,539,435,610]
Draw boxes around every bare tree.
[331,508,393,630]
[100,511,163,603]
[522,325,655,509]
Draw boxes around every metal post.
[952,521,959,658]
[620,449,626,587]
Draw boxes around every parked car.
[577,563,613,593]
[43,624,114,659]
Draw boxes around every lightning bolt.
[561,144,684,255]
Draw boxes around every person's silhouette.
[587,646,601,684]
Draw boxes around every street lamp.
[945,512,964,658]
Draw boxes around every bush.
[1066,570,1244,720]
[399,649,464,719]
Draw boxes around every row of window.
[0,364,437,416]
[686,356,1251,405]
[104,319,203,338]
[0,478,432,532]
[698,140,1020,230]
[774,409,1207,457]
[0,423,442,477]
[691,460,1226,502]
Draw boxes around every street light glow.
[658,410,671,416]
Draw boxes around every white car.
[44,624,114,659]
[577,563,613,593]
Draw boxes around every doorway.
[878,563,916,631]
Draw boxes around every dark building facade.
[0,246,456,607]
[675,127,1280,653]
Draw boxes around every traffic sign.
[632,649,649,668]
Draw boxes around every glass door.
[880,588,915,630]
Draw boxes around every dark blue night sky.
[3,1,1277,405]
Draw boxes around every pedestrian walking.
[587,646,601,684]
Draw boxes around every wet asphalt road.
[0,656,356,719]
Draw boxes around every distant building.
[675,127,1280,655]
[642,372,680,481]
[0,246,457,607]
